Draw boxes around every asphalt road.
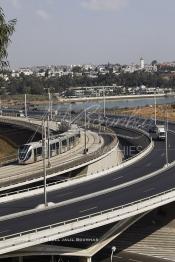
[0,127,174,217]
[0,159,175,237]
[0,118,174,239]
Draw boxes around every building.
[140,57,145,70]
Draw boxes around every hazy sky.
[1,0,175,68]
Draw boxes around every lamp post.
[24,94,27,118]
[165,105,169,166]
[98,113,101,143]
[70,103,72,124]
[42,120,48,207]
[154,89,157,126]
[48,89,52,120]
[103,86,106,118]
[47,114,51,168]
[84,109,87,154]
[111,246,116,262]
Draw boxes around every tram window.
[56,142,59,149]
[37,147,42,155]
[50,143,56,151]
[62,140,67,146]
[19,145,30,160]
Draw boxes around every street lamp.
[47,114,51,168]
[84,109,87,154]
[48,89,53,120]
[165,105,169,166]
[103,86,106,118]
[154,89,157,126]
[111,246,116,262]
[24,94,27,118]
[42,120,48,207]
[98,113,101,143]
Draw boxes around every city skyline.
[1,0,175,68]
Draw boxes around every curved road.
[0,118,174,242]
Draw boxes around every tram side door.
[34,148,37,162]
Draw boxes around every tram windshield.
[19,145,30,160]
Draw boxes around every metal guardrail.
[0,184,175,242]
[0,116,42,134]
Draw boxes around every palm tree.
[0,7,16,70]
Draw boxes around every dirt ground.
[0,138,17,162]
[107,104,175,122]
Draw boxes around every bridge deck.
[0,130,103,183]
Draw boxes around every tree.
[0,7,16,70]
[151,60,158,66]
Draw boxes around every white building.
[11,70,20,78]
[19,68,33,76]
[140,57,145,70]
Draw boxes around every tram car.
[18,129,80,164]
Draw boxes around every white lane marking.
[169,129,175,135]
[129,259,142,262]
[80,206,97,213]
[114,256,122,259]
[113,176,123,181]
[59,192,73,197]
[144,187,155,193]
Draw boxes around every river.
[53,96,175,113]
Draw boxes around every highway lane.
[0,156,175,237]
[0,130,174,217]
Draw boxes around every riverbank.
[0,94,174,109]
[57,93,175,103]
[0,138,17,164]
[106,104,175,122]
[0,95,57,108]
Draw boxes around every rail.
[0,125,152,199]
[0,125,118,189]
[0,121,152,194]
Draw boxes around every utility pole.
[48,89,51,120]
[98,113,101,143]
[0,96,1,110]
[24,94,27,118]
[70,103,72,124]
[154,89,157,126]
[103,86,106,118]
[165,105,169,166]
[47,114,51,168]
[42,120,48,207]
[50,98,53,120]
[84,109,87,154]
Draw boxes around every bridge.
[0,114,174,261]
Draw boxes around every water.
[52,96,175,113]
